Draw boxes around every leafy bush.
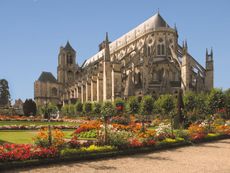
[154,94,175,118]
[77,130,97,139]
[33,128,65,148]
[114,98,125,114]
[207,88,225,115]
[83,102,92,115]
[127,96,140,114]
[60,145,116,157]
[23,99,37,116]
[110,116,130,125]
[101,101,115,118]
[92,102,102,116]
[75,102,83,115]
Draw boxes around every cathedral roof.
[82,12,170,68]
[64,41,76,52]
[38,72,57,83]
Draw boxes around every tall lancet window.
[157,38,165,56]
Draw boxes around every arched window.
[67,54,73,64]
[67,71,74,81]
[51,87,57,97]
[157,44,165,56]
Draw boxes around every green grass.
[0,120,78,126]
[0,130,74,144]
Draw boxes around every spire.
[157,8,160,14]
[64,41,76,52]
[104,32,110,61]
[211,47,213,60]
[206,48,209,61]
[182,40,188,55]
[184,39,188,50]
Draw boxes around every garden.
[1,88,230,170]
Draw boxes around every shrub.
[101,101,115,118]
[114,97,125,114]
[61,104,76,116]
[92,102,102,116]
[60,145,116,157]
[188,124,207,141]
[154,94,175,119]
[127,96,140,114]
[33,128,65,149]
[75,102,83,115]
[83,102,92,116]
[23,99,37,116]
[110,116,130,125]
[155,123,173,141]
[207,88,225,115]
[139,95,154,115]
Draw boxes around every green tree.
[224,89,230,119]
[23,99,37,116]
[126,96,140,114]
[207,88,225,115]
[83,102,92,116]
[139,95,154,131]
[75,102,83,115]
[92,102,102,116]
[0,79,10,107]
[183,91,197,113]
[101,101,115,144]
[155,94,175,118]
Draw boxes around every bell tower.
[57,41,77,87]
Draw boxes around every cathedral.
[34,12,214,106]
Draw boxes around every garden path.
[7,139,230,173]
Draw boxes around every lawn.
[0,130,74,144]
[0,120,78,126]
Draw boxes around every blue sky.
[0,0,229,101]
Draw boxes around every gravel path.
[6,139,230,173]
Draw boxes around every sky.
[0,0,230,102]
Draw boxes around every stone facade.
[34,12,214,105]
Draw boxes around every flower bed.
[1,118,230,170]
[0,143,58,162]
[0,125,78,130]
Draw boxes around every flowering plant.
[0,143,58,162]
[188,123,207,140]
[33,128,65,148]
[155,123,173,141]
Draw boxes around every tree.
[207,88,225,115]
[139,95,154,131]
[155,94,175,135]
[183,91,197,113]
[224,89,230,119]
[92,102,102,116]
[155,94,175,118]
[83,102,92,116]
[0,79,10,107]
[23,99,37,116]
[126,96,140,114]
[75,102,83,115]
[101,101,115,144]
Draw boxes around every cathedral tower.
[57,41,77,87]
[205,48,214,91]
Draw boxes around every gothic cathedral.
[34,12,214,105]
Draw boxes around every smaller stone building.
[34,72,60,106]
